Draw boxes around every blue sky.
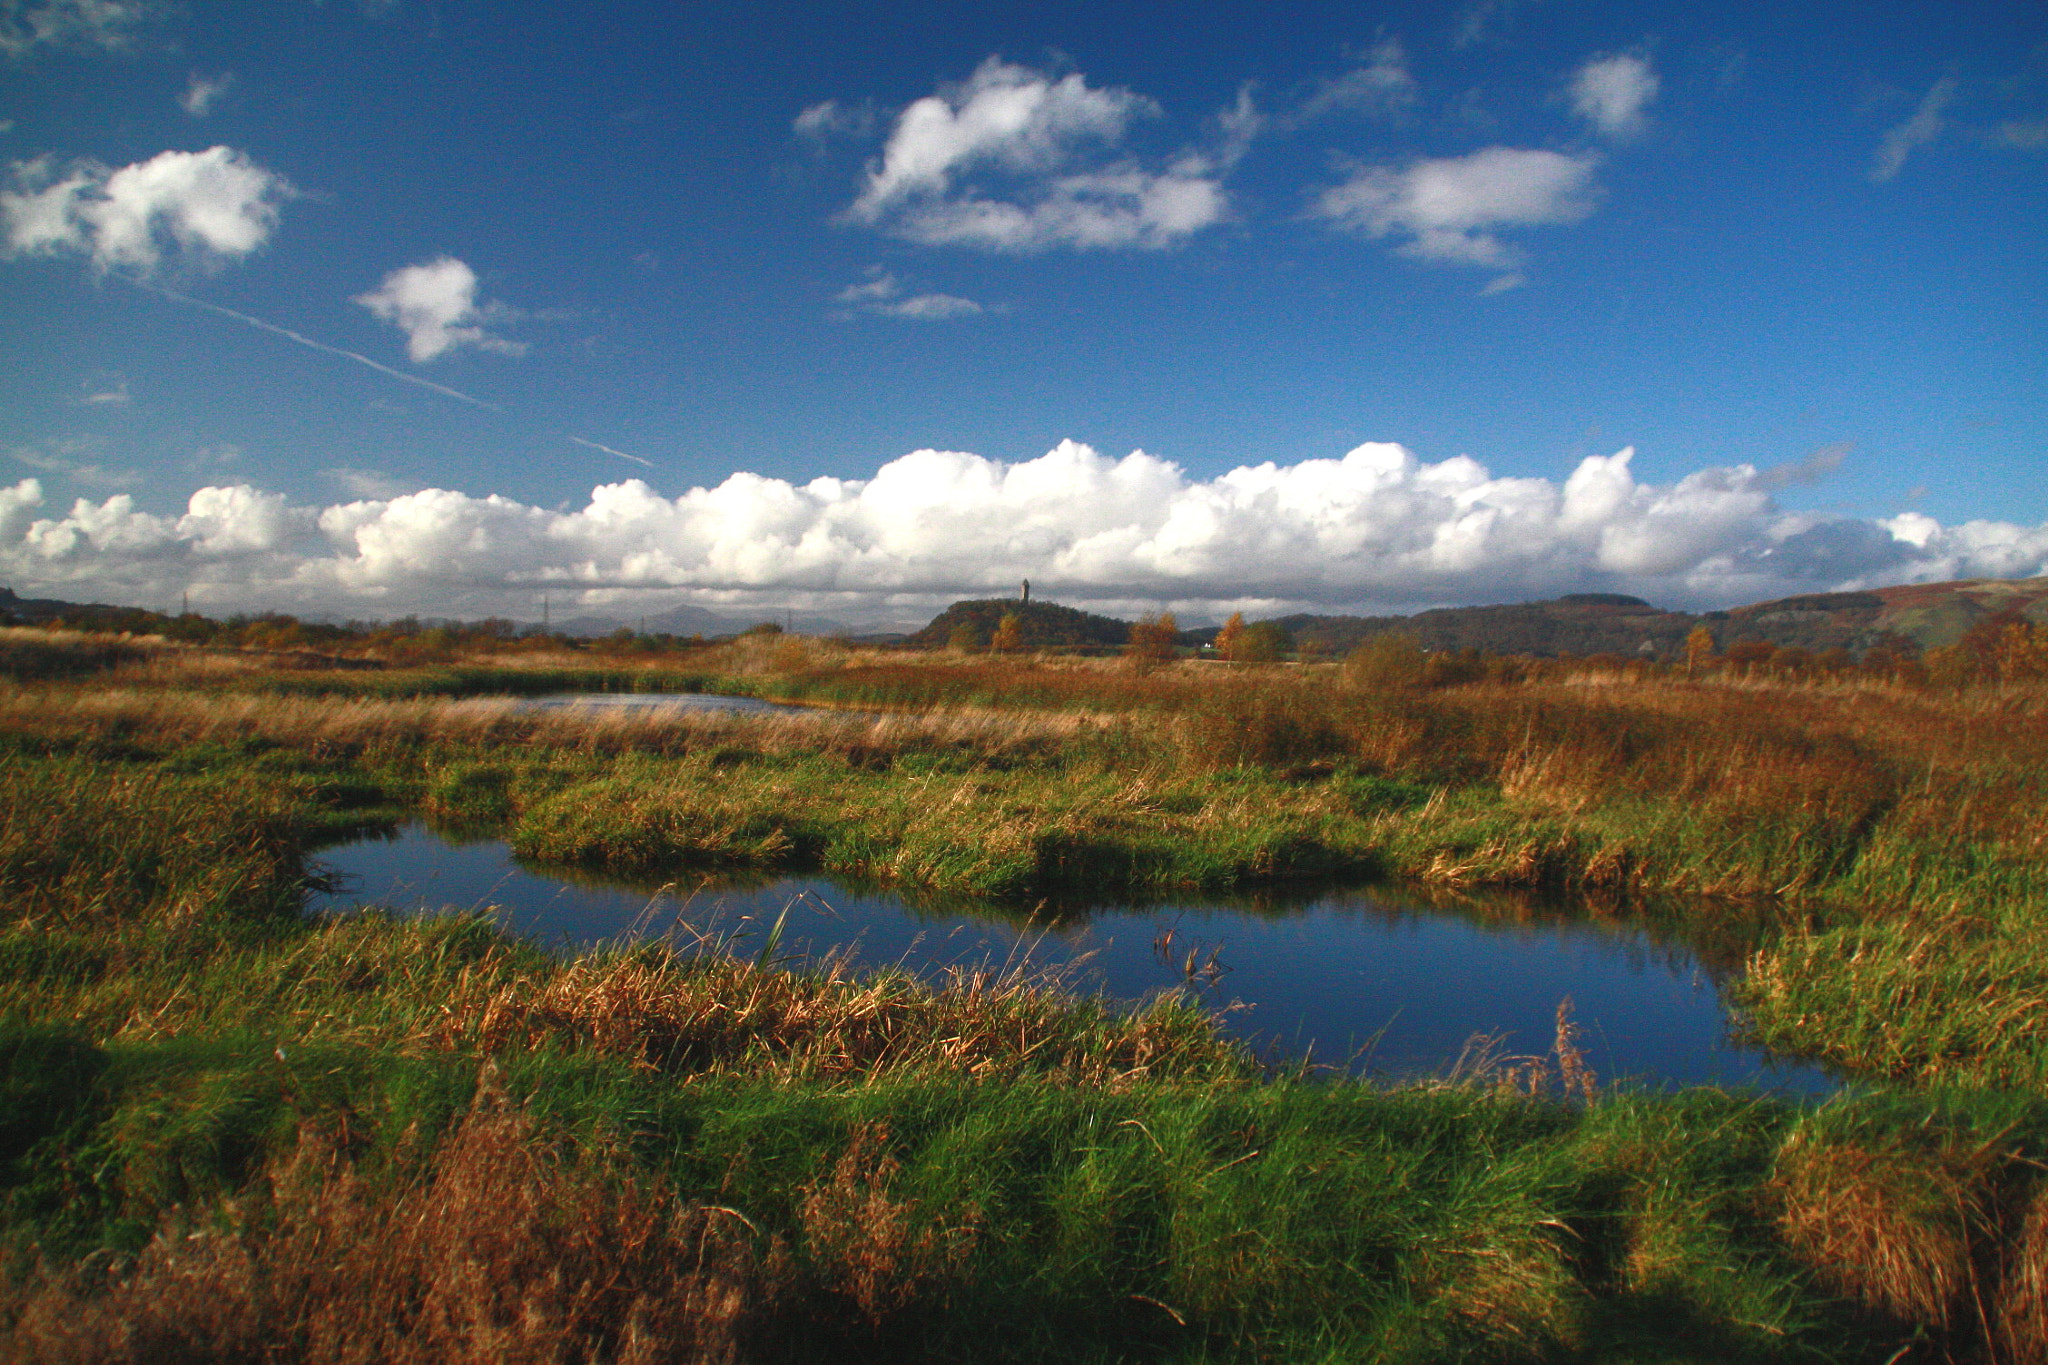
[1,0,2042,626]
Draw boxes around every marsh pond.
[314,817,1835,1095]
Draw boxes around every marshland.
[5,614,2048,1363]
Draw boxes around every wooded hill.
[1272,594,1694,658]
[907,598,1140,650]
[0,585,133,625]
[1702,577,2048,654]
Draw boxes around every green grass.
[13,1009,2048,1361]
[504,751,1378,896]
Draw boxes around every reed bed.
[448,945,1243,1086]
[0,682,1087,766]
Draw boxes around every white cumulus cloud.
[1569,53,1658,140]
[0,0,153,58]
[3,443,2044,622]
[180,71,233,117]
[324,468,420,500]
[1872,77,1958,182]
[834,267,985,320]
[1313,146,1601,273]
[1994,116,2047,150]
[353,256,526,363]
[1298,36,1418,123]
[793,98,876,142]
[0,145,291,275]
[842,58,1229,252]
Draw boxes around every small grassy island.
[5,591,2048,1362]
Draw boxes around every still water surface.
[509,691,802,717]
[312,821,1836,1095]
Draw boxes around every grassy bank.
[5,636,2048,1360]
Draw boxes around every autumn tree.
[1684,624,1715,680]
[1724,639,1775,678]
[1235,620,1292,664]
[1124,612,1178,670]
[1213,612,1246,662]
[1772,646,1814,680]
[1996,620,2048,681]
[991,612,1025,654]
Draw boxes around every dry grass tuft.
[796,1121,981,1324]
[1766,1125,1996,1329]
[1408,1217,1585,1352]
[1434,1000,1600,1103]
[1,1079,772,1365]
[1993,1184,2048,1363]
[446,944,1237,1085]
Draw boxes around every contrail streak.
[126,276,656,471]
[123,276,501,411]
[568,435,655,468]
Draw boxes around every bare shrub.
[1341,633,1428,692]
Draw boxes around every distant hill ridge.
[1709,579,2048,655]
[7,576,2046,659]
[1271,594,1696,658]
[915,577,2048,659]
[0,586,130,623]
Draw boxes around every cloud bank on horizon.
[3,440,2041,624]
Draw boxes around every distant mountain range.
[548,602,869,640]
